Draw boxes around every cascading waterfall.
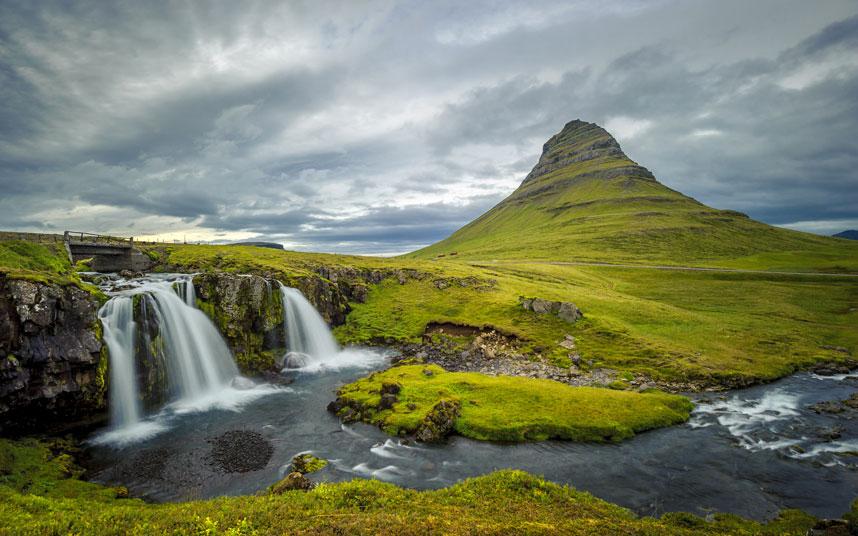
[98,275,240,434]
[145,281,238,400]
[280,286,339,366]
[98,296,142,428]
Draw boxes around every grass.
[0,239,103,298]
[0,438,826,535]
[333,364,693,442]
[132,243,858,385]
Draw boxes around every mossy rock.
[291,453,328,475]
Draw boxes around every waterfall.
[280,286,339,365]
[97,275,239,432]
[147,281,238,399]
[98,296,142,428]
[176,278,196,307]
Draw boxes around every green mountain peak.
[408,120,858,270]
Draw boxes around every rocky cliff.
[0,275,106,432]
[193,273,285,375]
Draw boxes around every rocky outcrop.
[519,297,582,323]
[193,273,284,374]
[415,399,460,442]
[521,120,656,186]
[0,276,106,432]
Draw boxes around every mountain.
[834,230,858,240]
[408,120,858,270]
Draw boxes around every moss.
[332,365,693,443]
[291,453,328,474]
[607,380,629,390]
[234,349,278,376]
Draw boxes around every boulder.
[270,471,313,493]
[519,296,582,323]
[290,453,328,474]
[415,399,461,442]
[281,351,311,369]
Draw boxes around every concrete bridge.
[64,231,152,272]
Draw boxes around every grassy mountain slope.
[408,120,858,271]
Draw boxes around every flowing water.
[92,274,265,446]
[86,274,857,520]
[280,286,340,368]
[98,297,142,428]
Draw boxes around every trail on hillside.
[469,260,858,278]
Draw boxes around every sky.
[1,1,857,255]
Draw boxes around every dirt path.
[469,260,858,278]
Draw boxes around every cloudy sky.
[2,1,857,254]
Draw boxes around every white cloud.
[603,116,654,140]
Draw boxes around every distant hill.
[229,241,284,250]
[408,120,858,270]
[834,230,858,240]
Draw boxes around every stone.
[290,453,328,474]
[270,471,313,493]
[379,393,398,410]
[559,339,576,350]
[519,296,582,323]
[557,302,582,323]
[415,399,460,442]
[281,351,311,369]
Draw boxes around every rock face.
[522,120,656,186]
[193,273,285,374]
[0,276,106,431]
[519,296,582,323]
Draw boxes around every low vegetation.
[0,438,826,534]
[331,364,693,442]
[137,243,858,385]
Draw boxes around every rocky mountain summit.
[522,119,656,186]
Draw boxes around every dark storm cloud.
[1,0,857,251]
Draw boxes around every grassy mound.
[0,438,822,534]
[332,364,693,442]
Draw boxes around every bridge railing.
[64,231,134,246]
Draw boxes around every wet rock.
[281,351,310,369]
[809,393,858,414]
[290,453,328,474]
[208,430,273,473]
[193,273,284,376]
[270,471,313,493]
[0,275,105,432]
